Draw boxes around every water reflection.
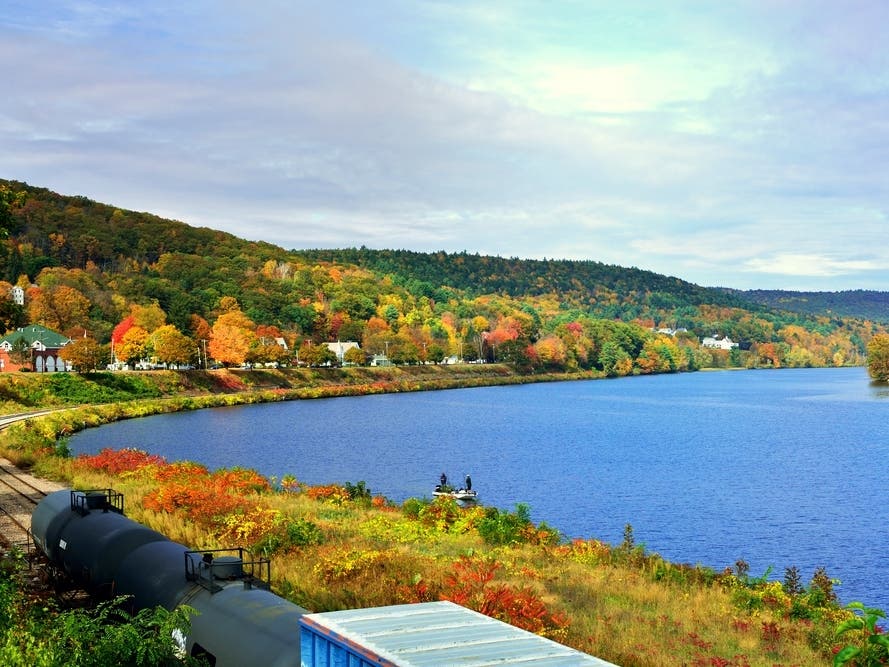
[868,380,889,398]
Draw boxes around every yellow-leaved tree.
[117,326,149,366]
[149,324,195,367]
[867,333,889,382]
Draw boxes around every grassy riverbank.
[0,366,876,665]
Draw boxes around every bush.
[1,557,197,666]
[478,503,533,546]
[255,518,325,556]
[401,497,427,519]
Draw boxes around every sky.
[2,1,889,291]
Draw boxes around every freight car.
[32,488,617,666]
[31,488,307,666]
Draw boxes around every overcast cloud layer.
[3,1,889,290]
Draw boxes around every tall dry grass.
[41,457,846,667]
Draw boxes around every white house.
[701,335,738,350]
[324,340,360,363]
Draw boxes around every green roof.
[0,324,71,348]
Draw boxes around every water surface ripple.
[70,367,888,609]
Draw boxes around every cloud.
[744,254,881,278]
[3,2,889,290]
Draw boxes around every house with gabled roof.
[0,324,72,372]
[701,335,738,350]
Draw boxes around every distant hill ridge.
[731,289,889,323]
[1,178,886,327]
[295,247,759,311]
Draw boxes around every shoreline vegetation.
[0,365,882,666]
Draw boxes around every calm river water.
[70,366,889,609]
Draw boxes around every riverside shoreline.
[0,364,605,467]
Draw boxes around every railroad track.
[0,461,48,550]
[0,410,67,551]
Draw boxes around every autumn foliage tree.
[298,341,336,367]
[599,340,633,377]
[343,346,366,365]
[752,342,782,368]
[117,326,149,366]
[867,333,889,382]
[209,309,256,367]
[149,324,195,367]
[26,284,90,334]
[110,316,134,364]
[130,302,166,332]
[533,335,568,369]
[59,337,107,372]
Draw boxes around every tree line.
[0,179,884,373]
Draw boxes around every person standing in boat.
[465,474,472,491]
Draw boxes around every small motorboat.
[435,473,476,501]
[433,486,478,502]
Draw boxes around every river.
[69,366,889,610]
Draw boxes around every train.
[32,488,616,666]
[31,488,307,666]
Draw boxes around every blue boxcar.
[299,601,616,667]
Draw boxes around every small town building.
[701,335,738,350]
[324,340,360,363]
[370,354,392,367]
[0,324,72,372]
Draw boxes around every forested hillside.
[297,248,757,310]
[737,289,889,323]
[0,179,883,373]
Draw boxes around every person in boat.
[440,472,448,487]
[465,474,472,491]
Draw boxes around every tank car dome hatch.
[206,555,243,580]
[83,490,109,511]
[71,488,125,515]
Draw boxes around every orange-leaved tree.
[59,336,106,372]
[26,284,91,333]
[209,309,255,366]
